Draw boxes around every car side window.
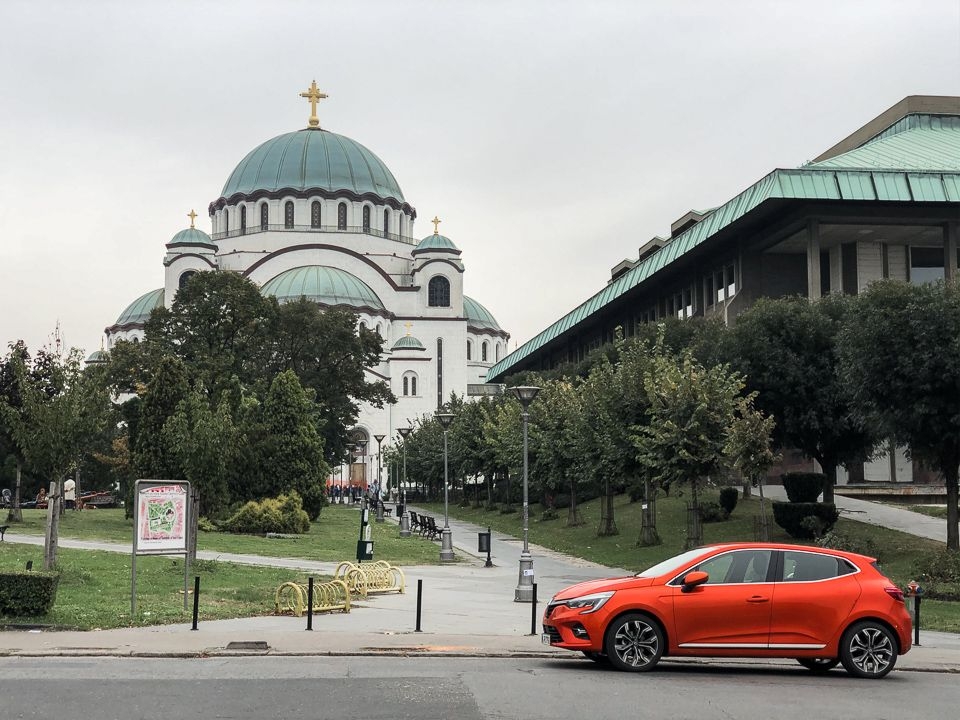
[692,550,772,584]
[781,551,844,582]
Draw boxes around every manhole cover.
[225,641,270,651]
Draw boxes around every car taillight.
[884,586,904,602]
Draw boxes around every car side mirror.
[681,570,709,593]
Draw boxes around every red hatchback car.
[543,543,911,679]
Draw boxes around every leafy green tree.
[132,356,189,482]
[0,342,31,522]
[726,397,779,540]
[483,396,524,507]
[839,280,960,550]
[726,295,878,504]
[530,379,587,526]
[449,396,497,507]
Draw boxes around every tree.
[449,397,497,507]
[632,344,745,549]
[726,397,779,540]
[530,379,587,526]
[0,345,112,569]
[839,280,960,550]
[132,356,189,482]
[0,342,31,522]
[483,397,524,508]
[727,295,878,504]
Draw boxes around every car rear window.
[781,551,854,581]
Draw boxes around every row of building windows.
[466,338,500,362]
[221,200,403,236]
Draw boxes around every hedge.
[0,571,60,616]
[781,472,826,503]
[772,501,839,539]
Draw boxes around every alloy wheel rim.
[613,619,659,667]
[849,627,893,675]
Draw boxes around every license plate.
[541,633,551,645]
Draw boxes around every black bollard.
[415,578,423,632]
[25,560,33,571]
[191,576,200,631]
[914,595,921,646]
[307,577,314,631]
[530,583,538,636]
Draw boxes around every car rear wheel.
[604,613,664,672]
[581,651,610,664]
[796,658,840,673]
[839,621,898,679]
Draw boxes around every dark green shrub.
[772,501,839,539]
[781,473,826,503]
[500,505,517,514]
[719,487,738,515]
[197,517,218,532]
[540,508,559,521]
[918,549,960,583]
[699,501,728,523]
[298,483,326,521]
[0,571,60,616]
[221,491,310,534]
[817,530,880,559]
[628,485,644,502]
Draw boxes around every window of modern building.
[260,203,269,230]
[311,201,321,228]
[383,209,390,237]
[240,206,246,235]
[909,246,944,285]
[428,276,451,307]
[481,341,488,362]
[338,202,347,230]
[362,205,371,232]
[284,201,294,229]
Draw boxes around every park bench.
[422,515,442,540]
[333,560,406,598]
[409,511,421,533]
[274,579,351,617]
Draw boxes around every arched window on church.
[260,203,269,230]
[428,276,450,307]
[311,201,321,229]
[496,343,501,361]
[223,208,229,234]
[383,209,390,237]
[403,376,408,396]
[402,371,418,397]
[284,201,295,229]
[467,339,472,360]
[362,205,371,233]
[179,270,197,291]
[240,205,246,235]
[482,341,488,362]
[338,202,347,230]
[398,214,405,238]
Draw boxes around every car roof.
[700,542,875,563]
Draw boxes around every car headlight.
[562,591,615,614]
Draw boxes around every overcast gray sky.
[1,0,959,357]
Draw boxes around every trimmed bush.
[699,501,728,523]
[918,549,960,584]
[0,571,60,616]
[719,487,738,516]
[221,491,310,535]
[781,472,826,503]
[772,501,839,539]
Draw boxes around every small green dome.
[464,296,501,331]
[261,266,384,310]
[413,233,460,255]
[116,289,164,326]
[85,349,109,364]
[221,129,404,202]
[392,335,425,351]
[168,227,215,249]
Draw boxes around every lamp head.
[397,426,412,439]
[510,385,541,409]
[436,411,455,430]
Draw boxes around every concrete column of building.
[945,221,959,282]
[806,220,821,300]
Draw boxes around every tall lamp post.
[511,385,540,602]
[374,434,386,522]
[436,411,455,562]
[356,439,368,506]
[397,426,412,538]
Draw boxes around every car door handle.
[746,596,769,603]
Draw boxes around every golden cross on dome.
[300,80,328,128]
[431,216,441,235]
[187,209,197,228]
[404,322,413,336]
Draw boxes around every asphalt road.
[2,656,956,720]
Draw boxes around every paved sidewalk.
[1,496,958,673]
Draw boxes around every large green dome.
[464,296,502,332]
[220,128,405,202]
[115,289,164,326]
[261,265,384,311]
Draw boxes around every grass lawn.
[897,505,948,520]
[5,503,441,566]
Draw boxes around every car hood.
[551,575,655,601]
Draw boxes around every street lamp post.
[436,411,455,562]
[511,385,540,602]
[356,439,368,507]
[374,434,386,522]
[397,426,412,538]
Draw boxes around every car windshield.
[635,548,715,578]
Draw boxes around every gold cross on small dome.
[404,322,413,336]
[431,216,441,235]
[187,209,197,228]
[300,80,328,128]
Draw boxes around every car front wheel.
[604,613,664,672]
[839,621,898,679]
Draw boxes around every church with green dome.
[104,80,509,485]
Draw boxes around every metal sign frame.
[131,479,192,615]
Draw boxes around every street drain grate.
[224,641,270,651]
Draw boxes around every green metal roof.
[260,265,384,310]
[391,335,425,351]
[413,233,460,254]
[463,295,501,331]
[221,128,404,202]
[85,349,109,364]
[487,115,960,382]
[168,227,215,248]
[115,289,164,326]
